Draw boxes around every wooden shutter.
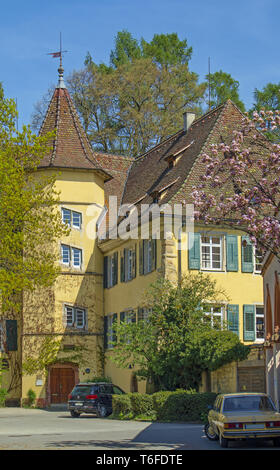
[120,250,125,282]
[103,256,108,288]
[132,245,137,279]
[152,239,157,271]
[226,235,238,272]
[104,316,108,349]
[124,248,128,282]
[243,305,255,341]
[241,236,253,273]
[227,305,239,335]
[188,232,201,270]
[139,241,144,275]
[6,320,17,351]
[113,252,118,286]
[112,313,118,344]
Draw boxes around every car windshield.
[72,385,98,396]
[223,395,275,412]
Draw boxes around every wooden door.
[50,367,75,403]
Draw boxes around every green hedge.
[112,390,217,422]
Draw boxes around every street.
[0,407,277,451]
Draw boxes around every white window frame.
[62,207,82,230]
[255,304,264,342]
[254,247,263,274]
[204,305,225,328]
[201,235,223,271]
[61,244,83,269]
[143,240,153,274]
[65,305,86,330]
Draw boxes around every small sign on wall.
[36,375,43,386]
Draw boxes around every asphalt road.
[0,407,277,451]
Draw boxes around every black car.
[68,382,125,418]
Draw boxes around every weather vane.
[47,33,68,88]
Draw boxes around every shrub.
[27,389,36,407]
[129,393,155,418]
[155,391,217,422]
[0,388,7,407]
[112,393,133,419]
[112,390,217,422]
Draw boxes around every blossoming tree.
[192,109,280,261]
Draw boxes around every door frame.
[47,363,79,406]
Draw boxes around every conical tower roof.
[38,66,111,181]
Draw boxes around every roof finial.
[47,33,68,89]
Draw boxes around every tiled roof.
[38,87,112,181]
[121,100,244,208]
[94,153,133,205]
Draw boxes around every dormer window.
[165,140,194,170]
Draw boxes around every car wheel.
[97,404,108,418]
[70,410,81,418]
[219,432,228,448]
[204,423,219,441]
[273,437,280,447]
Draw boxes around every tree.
[66,31,206,157]
[206,70,245,111]
[251,82,280,113]
[109,273,249,391]
[249,83,280,141]
[191,108,280,260]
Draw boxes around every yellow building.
[0,67,265,406]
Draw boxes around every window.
[203,305,224,328]
[256,306,264,340]
[61,244,82,269]
[201,236,223,270]
[65,306,86,329]
[62,208,82,229]
[121,247,136,282]
[104,253,118,288]
[243,304,264,342]
[254,247,263,273]
[139,239,157,275]
[138,307,152,322]
[104,313,117,349]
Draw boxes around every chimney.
[183,112,196,132]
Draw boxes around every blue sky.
[1,0,279,129]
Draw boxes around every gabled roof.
[120,100,244,208]
[38,84,112,181]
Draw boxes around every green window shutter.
[243,305,255,341]
[152,239,157,271]
[103,257,108,288]
[241,236,253,273]
[139,241,144,275]
[227,305,239,335]
[188,232,200,270]
[104,316,108,350]
[113,252,118,286]
[120,312,125,323]
[226,235,238,272]
[6,320,17,351]
[112,313,118,344]
[132,245,137,279]
[120,251,125,282]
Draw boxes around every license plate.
[75,402,83,406]
[245,423,265,429]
